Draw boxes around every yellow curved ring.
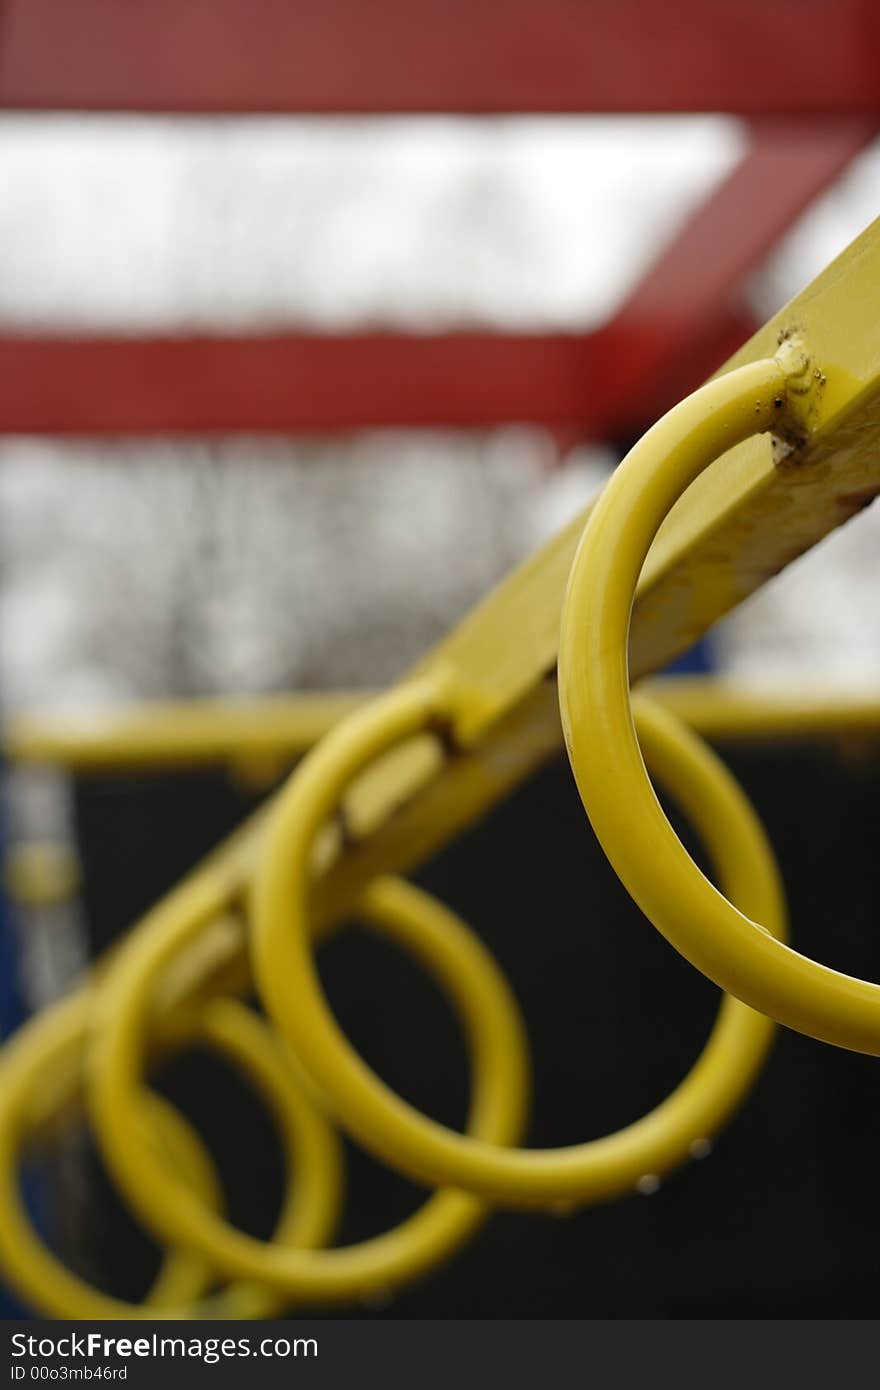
[0,989,343,1318]
[243,676,784,1207]
[558,355,880,1056]
[87,874,530,1303]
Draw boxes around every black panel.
[66,741,880,1316]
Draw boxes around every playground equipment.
[3,212,880,1314]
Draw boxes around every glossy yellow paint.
[0,991,343,1318]
[558,353,880,1055]
[8,672,880,800]
[9,220,880,941]
[87,876,531,1301]
[244,685,786,1207]
[4,213,880,1312]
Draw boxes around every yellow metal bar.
[305,219,880,914]
[243,686,785,1207]
[557,350,880,1054]
[9,675,880,783]
[5,692,369,771]
[10,216,880,959]
[3,843,80,908]
[644,677,880,741]
[83,875,531,1301]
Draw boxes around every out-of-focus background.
[3,0,880,1320]
[5,115,880,711]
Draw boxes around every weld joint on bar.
[773,329,823,458]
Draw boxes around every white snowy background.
[2,114,880,710]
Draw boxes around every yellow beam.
[314,218,880,910]
[9,677,880,778]
[645,678,880,742]
[5,693,369,772]
[11,217,880,935]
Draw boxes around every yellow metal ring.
[0,990,343,1319]
[246,678,784,1207]
[87,872,530,1304]
[558,354,880,1055]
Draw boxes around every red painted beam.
[594,117,879,436]
[0,122,871,438]
[0,316,758,438]
[0,332,605,435]
[2,0,880,115]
